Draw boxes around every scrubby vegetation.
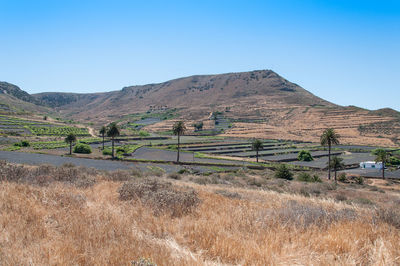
[297,172,322,182]
[118,178,200,217]
[0,161,399,265]
[275,164,293,180]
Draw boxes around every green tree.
[298,150,313,161]
[373,149,389,179]
[173,121,186,162]
[275,164,293,180]
[329,156,345,183]
[99,125,107,150]
[107,122,120,160]
[64,133,77,155]
[320,128,340,180]
[193,121,203,131]
[251,139,263,162]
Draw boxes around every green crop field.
[26,126,90,136]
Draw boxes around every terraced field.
[130,147,247,166]
[221,106,399,146]
[0,115,91,136]
[179,138,389,170]
[261,150,343,162]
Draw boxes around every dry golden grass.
[1,169,400,265]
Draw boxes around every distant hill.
[3,70,400,146]
[33,70,335,119]
[0,82,50,114]
[0,82,40,105]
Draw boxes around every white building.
[360,161,383,169]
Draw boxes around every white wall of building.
[360,161,383,169]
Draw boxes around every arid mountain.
[2,70,400,146]
[33,70,334,119]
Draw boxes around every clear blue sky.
[0,0,399,110]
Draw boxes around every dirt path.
[88,127,96,137]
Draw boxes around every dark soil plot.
[88,141,113,149]
[0,125,26,128]
[209,145,301,155]
[262,151,342,162]
[0,127,31,134]
[133,117,161,126]
[339,153,376,165]
[184,145,252,152]
[0,137,18,144]
[230,148,304,158]
[289,153,376,169]
[27,124,62,128]
[131,147,245,165]
[342,168,400,179]
[183,141,287,152]
[333,145,381,151]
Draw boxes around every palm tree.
[173,121,186,162]
[373,149,389,179]
[252,139,263,162]
[320,128,340,180]
[65,133,77,155]
[107,122,120,160]
[99,126,107,150]
[329,156,344,183]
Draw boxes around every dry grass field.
[1,162,400,265]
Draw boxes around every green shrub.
[139,130,150,137]
[73,143,92,154]
[298,150,313,161]
[102,148,112,155]
[297,172,321,182]
[275,164,293,180]
[13,140,30,147]
[167,144,177,150]
[355,176,364,185]
[116,146,126,153]
[131,258,156,266]
[20,140,30,147]
[338,173,347,182]
[389,156,400,166]
[312,175,322,182]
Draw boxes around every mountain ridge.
[1,70,399,146]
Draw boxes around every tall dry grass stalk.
[0,178,399,265]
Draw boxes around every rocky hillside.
[0,82,49,114]
[0,82,40,105]
[32,70,335,120]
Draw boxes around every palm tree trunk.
[112,138,114,160]
[256,150,259,162]
[177,134,180,162]
[69,142,72,155]
[382,162,385,179]
[102,134,105,150]
[328,144,331,180]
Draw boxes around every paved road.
[0,150,239,174]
